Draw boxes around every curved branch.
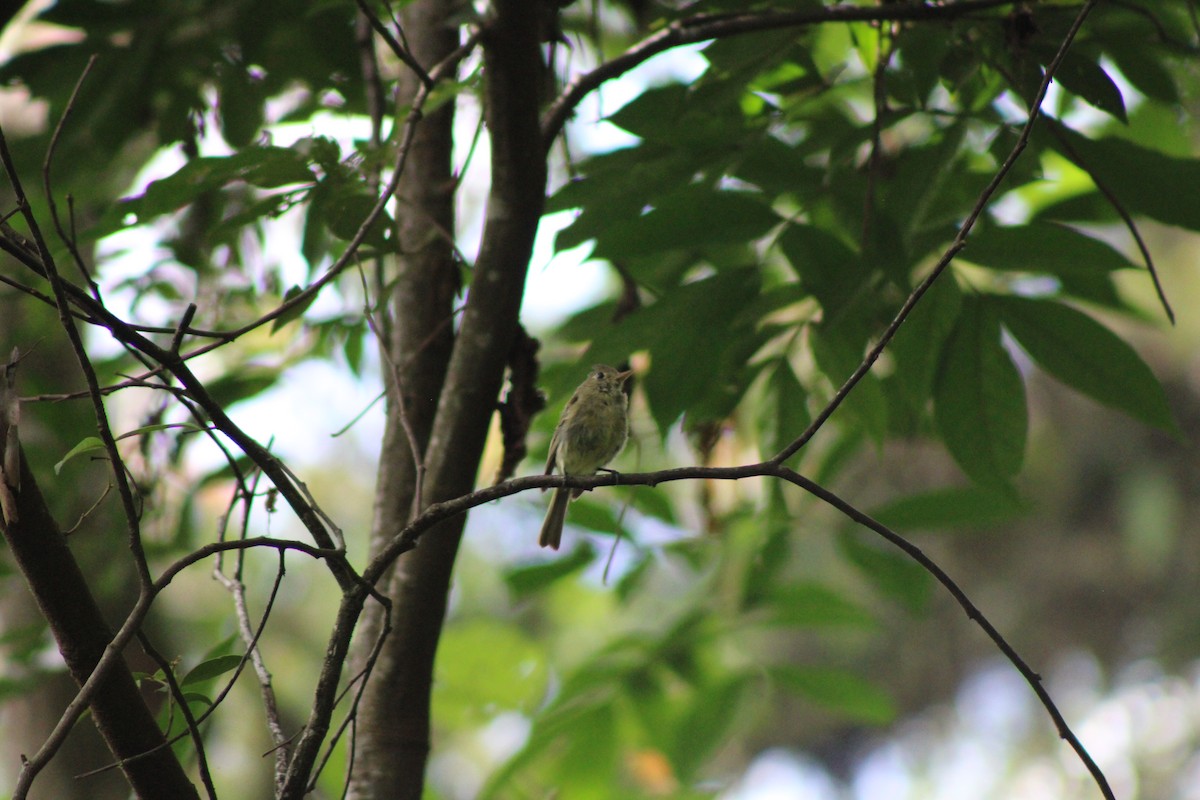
[778,468,1114,799]
[541,0,1029,147]
[354,458,1114,800]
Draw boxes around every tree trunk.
[347,26,458,797]
[347,3,547,797]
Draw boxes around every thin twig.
[1,134,153,591]
[354,0,433,88]
[83,545,293,782]
[42,54,101,297]
[307,606,393,796]
[779,468,1114,799]
[0,270,97,320]
[3,66,157,628]
[329,301,465,439]
[136,635,218,800]
[213,546,291,793]
[861,22,898,250]
[61,482,112,534]
[10,531,347,798]
[1043,118,1174,324]
[357,261,425,521]
[170,303,198,354]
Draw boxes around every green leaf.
[98,147,315,234]
[433,621,547,727]
[889,274,963,413]
[773,665,896,725]
[181,655,243,687]
[837,531,931,614]
[615,551,653,601]
[504,543,596,598]
[592,187,780,261]
[670,676,749,780]
[964,221,1138,277]
[561,496,626,536]
[1102,40,1179,104]
[934,297,1027,486]
[218,64,265,147]
[605,81,744,149]
[765,582,876,629]
[764,359,811,458]
[606,83,690,140]
[585,269,760,435]
[115,422,205,441]
[1045,125,1200,231]
[54,437,107,475]
[1048,51,1127,123]
[731,135,825,197]
[205,368,280,409]
[810,323,888,444]
[556,702,620,795]
[311,179,391,248]
[478,690,617,800]
[870,485,1028,532]
[997,296,1176,431]
[778,224,864,319]
[270,285,318,333]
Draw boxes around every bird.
[539,364,632,549]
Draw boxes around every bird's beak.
[617,369,634,383]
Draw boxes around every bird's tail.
[539,486,570,549]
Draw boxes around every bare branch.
[776,468,1114,799]
[0,109,153,594]
[81,545,295,786]
[213,472,292,790]
[358,262,426,522]
[136,635,218,800]
[43,54,101,297]
[357,456,1114,800]
[354,0,434,88]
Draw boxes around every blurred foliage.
[0,0,1198,798]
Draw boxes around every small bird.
[539,364,633,549]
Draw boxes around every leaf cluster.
[548,1,1183,490]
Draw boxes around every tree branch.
[342,3,471,797]
[541,0,1031,147]
[343,3,547,797]
[0,107,153,592]
[3,449,200,800]
[354,458,1114,800]
[354,0,434,88]
[137,634,217,800]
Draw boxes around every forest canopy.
[0,1,1197,799]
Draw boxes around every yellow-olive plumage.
[539,365,632,549]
